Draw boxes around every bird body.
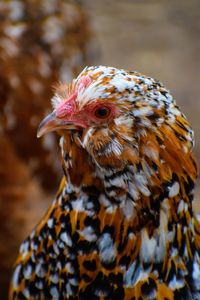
[10,66,200,299]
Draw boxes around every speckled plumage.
[10,66,200,299]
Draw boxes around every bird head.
[38,66,197,212]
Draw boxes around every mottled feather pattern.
[10,66,200,299]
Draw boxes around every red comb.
[77,75,92,92]
[55,92,77,118]
[55,76,92,118]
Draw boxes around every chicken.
[9,66,200,299]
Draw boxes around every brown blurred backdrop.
[0,0,200,298]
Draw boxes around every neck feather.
[59,127,197,229]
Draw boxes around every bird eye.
[94,107,111,119]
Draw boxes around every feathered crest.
[51,80,76,109]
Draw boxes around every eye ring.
[94,106,111,119]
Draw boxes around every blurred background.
[0,0,200,298]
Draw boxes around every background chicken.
[0,0,95,297]
[10,66,200,299]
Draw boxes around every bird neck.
[59,130,197,231]
[56,130,199,265]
